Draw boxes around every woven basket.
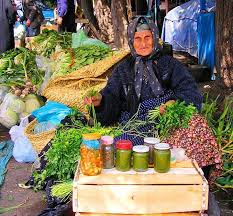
[42,50,129,111]
[24,119,56,153]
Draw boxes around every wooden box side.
[76,213,200,216]
[77,184,208,214]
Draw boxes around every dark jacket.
[0,0,15,54]
[23,0,44,29]
[96,55,203,126]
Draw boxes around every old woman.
[85,16,222,185]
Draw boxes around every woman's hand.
[159,100,176,115]
[84,93,102,107]
[57,16,63,25]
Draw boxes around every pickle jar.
[80,133,102,176]
[154,143,171,173]
[133,145,149,172]
[144,137,160,165]
[101,136,114,169]
[115,140,132,172]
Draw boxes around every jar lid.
[144,137,160,144]
[116,140,132,150]
[101,136,114,145]
[133,145,149,153]
[154,143,170,150]
[83,133,101,140]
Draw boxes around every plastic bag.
[0,86,9,103]
[36,55,55,94]
[14,21,26,40]
[10,117,37,163]
[0,93,19,128]
[34,121,56,134]
[72,30,109,49]
[171,148,189,162]
[32,101,72,125]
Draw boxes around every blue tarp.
[197,12,216,79]
[161,0,215,57]
[0,140,14,186]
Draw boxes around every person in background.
[56,0,76,32]
[14,0,24,22]
[0,0,15,54]
[23,0,44,37]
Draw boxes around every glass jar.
[133,145,149,172]
[80,133,102,176]
[101,136,114,169]
[115,140,132,172]
[154,143,171,173]
[144,137,160,165]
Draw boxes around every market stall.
[0,26,232,216]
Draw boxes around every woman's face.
[133,30,154,56]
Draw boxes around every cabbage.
[19,112,30,119]
[24,94,38,101]
[9,99,25,113]
[0,108,19,128]
[0,86,9,103]
[25,94,42,113]
[0,59,9,70]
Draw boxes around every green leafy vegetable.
[33,118,122,189]
[153,101,197,139]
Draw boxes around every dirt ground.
[0,52,232,216]
[0,159,46,216]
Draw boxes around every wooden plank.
[75,18,89,24]
[77,185,208,214]
[77,213,200,216]
[170,160,193,168]
[76,168,202,185]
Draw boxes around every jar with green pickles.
[144,137,160,165]
[133,145,149,172]
[154,143,171,173]
[115,140,132,172]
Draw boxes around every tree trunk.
[80,0,99,30]
[94,0,114,43]
[111,0,129,49]
[216,0,233,88]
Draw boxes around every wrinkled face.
[133,30,154,56]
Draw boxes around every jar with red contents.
[115,140,132,171]
[101,136,114,169]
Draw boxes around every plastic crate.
[42,9,54,20]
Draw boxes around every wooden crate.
[76,213,200,216]
[73,160,208,215]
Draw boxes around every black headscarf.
[127,16,164,99]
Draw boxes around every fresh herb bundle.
[33,120,122,189]
[51,181,73,202]
[29,30,72,58]
[0,48,45,90]
[154,101,197,139]
[52,45,112,77]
